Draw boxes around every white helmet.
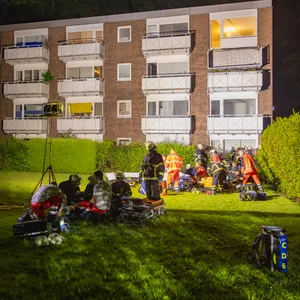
[48,233,65,245]
[34,235,49,247]
[197,144,204,150]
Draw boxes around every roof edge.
[0,0,272,32]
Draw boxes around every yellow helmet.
[115,171,125,179]
[145,141,156,151]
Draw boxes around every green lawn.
[1,171,300,300]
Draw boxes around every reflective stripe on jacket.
[165,153,183,172]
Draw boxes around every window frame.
[117,100,132,118]
[117,26,132,43]
[117,63,132,81]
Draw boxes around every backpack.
[240,190,258,201]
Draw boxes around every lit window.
[223,17,256,38]
[117,63,131,81]
[118,26,131,43]
[117,100,131,118]
[117,138,131,146]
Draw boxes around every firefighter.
[195,162,206,180]
[239,149,264,193]
[30,183,67,219]
[207,153,227,195]
[83,174,98,201]
[140,141,165,200]
[111,171,132,209]
[59,174,83,205]
[194,144,208,169]
[164,149,183,193]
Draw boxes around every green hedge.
[256,112,300,198]
[26,138,100,173]
[0,137,28,171]
[0,138,197,174]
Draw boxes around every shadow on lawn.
[167,209,300,218]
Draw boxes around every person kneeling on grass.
[76,170,112,220]
[206,153,227,195]
[30,183,67,220]
[111,171,132,210]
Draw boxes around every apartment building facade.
[0,0,272,150]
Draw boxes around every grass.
[1,171,300,300]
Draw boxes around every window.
[94,66,103,78]
[117,100,131,118]
[118,26,131,43]
[158,62,189,75]
[211,100,220,115]
[68,31,93,43]
[67,67,92,79]
[16,71,22,81]
[148,101,188,116]
[94,103,103,116]
[24,104,44,117]
[15,105,22,118]
[210,16,256,48]
[223,99,256,115]
[117,63,131,81]
[21,70,41,81]
[117,138,131,146]
[160,23,188,35]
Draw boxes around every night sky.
[0,0,299,118]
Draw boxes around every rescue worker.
[164,149,183,193]
[83,174,98,201]
[207,153,227,195]
[238,149,264,193]
[59,174,83,205]
[111,171,132,210]
[77,171,112,218]
[30,183,67,219]
[140,141,165,200]
[195,162,206,180]
[245,146,254,157]
[229,145,238,162]
[194,144,208,169]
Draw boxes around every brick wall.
[258,7,273,116]
[103,20,146,143]
[190,14,210,146]
[0,32,14,136]
[48,27,66,137]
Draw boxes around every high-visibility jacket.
[140,150,165,181]
[207,162,226,176]
[242,153,258,174]
[165,153,183,173]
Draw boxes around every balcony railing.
[208,47,262,69]
[3,39,49,65]
[57,117,104,134]
[3,117,48,134]
[207,114,271,134]
[3,80,49,99]
[142,30,193,56]
[58,38,104,62]
[141,115,192,134]
[208,71,263,93]
[142,73,193,94]
[57,78,104,97]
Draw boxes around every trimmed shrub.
[26,138,100,174]
[0,137,28,171]
[256,112,300,198]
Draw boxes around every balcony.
[58,78,104,97]
[58,39,104,62]
[142,73,193,94]
[57,117,104,134]
[207,114,271,134]
[142,31,192,56]
[3,118,48,134]
[3,41,49,65]
[208,47,262,69]
[208,71,263,93]
[3,81,49,99]
[141,115,192,134]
